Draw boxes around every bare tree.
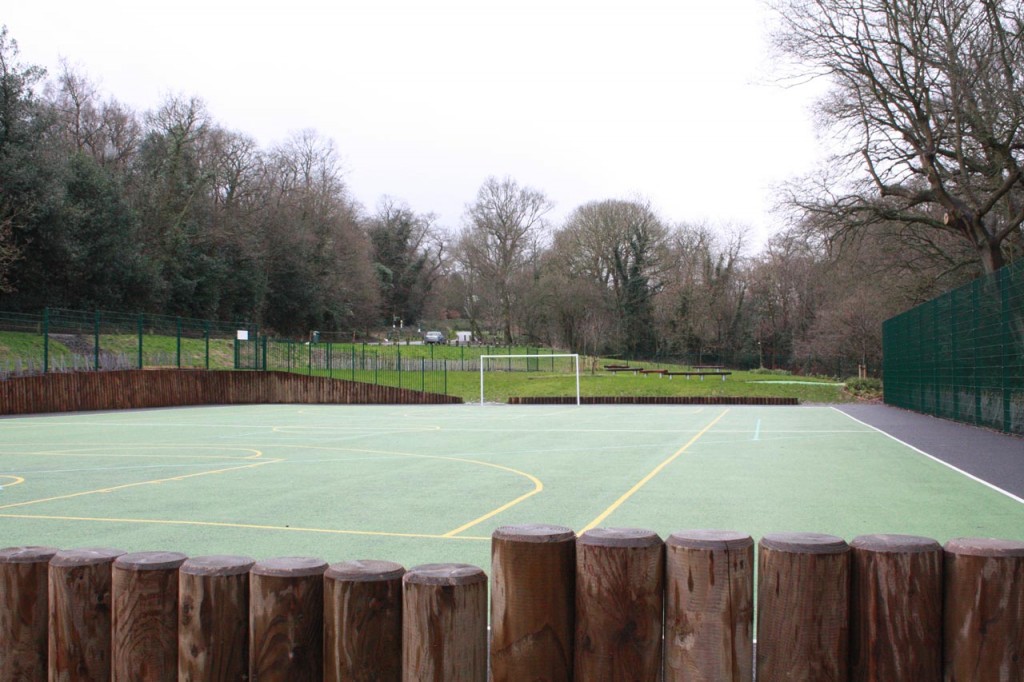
[557,199,673,357]
[746,230,827,369]
[458,176,552,344]
[262,129,379,333]
[661,222,748,364]
[97,98,142,171]
[47,60,102,156]
[537,225,617,354]
[773,0,1024,273]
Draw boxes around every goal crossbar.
[479,353,580,405]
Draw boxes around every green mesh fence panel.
[883,260,1024,434]
[0,308,259,377]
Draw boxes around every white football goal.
[478,353,581,405]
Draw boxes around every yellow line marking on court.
[0,460,282,511]
[0,447,264,460]
[0,443,542,541]
[582,409,729,532]
[0,475,25,487]
[271,425,442,433]
[0,513,490,542]
[280,444,544,538]
[442,465,543,537]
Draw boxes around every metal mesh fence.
[259,341,568,396]
[882,260,1024,434]
[1,309,575,399]
[0,308,260,378]
[261,340,449,395]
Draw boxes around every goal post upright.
[479,353,581,406]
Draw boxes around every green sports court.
[2,403,1021,569]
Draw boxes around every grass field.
[447,368,852,403]
[1,404,1020,571]
[307,366,852,403]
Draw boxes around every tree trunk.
[978,237,1006,274]
[502,292,514,345]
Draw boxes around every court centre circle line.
[0,459,282,511]
[276,444,544,538]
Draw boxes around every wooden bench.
[639,369,667,376]
[605,366,640,374]
[693,365,724,371]
[664,371,732,381]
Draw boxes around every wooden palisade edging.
[0,369,461,415]
[1,526,1022,681]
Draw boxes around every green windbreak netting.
[882,260,1024,434]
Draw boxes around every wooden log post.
[757,532,850,681]
[943,537,1024,680]
[849,534,942,681]
[664,530,753,682]
[402,563,487,681]
[324,559,405,682]
[575,528,664,681]
[249,556,327,682]
[48,547,126,682]
[0,546,58,681]
[490,524,576,681]
[111,551,187,681]
[178,555,255,682]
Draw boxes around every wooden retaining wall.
[0,369,461,415]
[509,396,799,405]
[2,527,1021,680]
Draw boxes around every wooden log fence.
[0,527,1021,681]
[324,560,404,682]
[490,524,575,680]
[575,528,664,680]
[178,555,253,681]
[0,369,461,415]
[111,552,187,681]
[757,533,851,680]
[664,530,753,681]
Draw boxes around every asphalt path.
[835,403,1024,501]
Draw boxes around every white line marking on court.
[832,407,1024,505]
[753,419,761,441]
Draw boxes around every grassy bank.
[0,330,238,370]
[449,369,851,404]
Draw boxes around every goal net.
[478,354,581,405]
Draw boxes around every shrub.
[748,368,792,376]
[844,377,883,400]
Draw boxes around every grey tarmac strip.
[834,403,1024,501]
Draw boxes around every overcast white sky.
[6,0,824,246]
